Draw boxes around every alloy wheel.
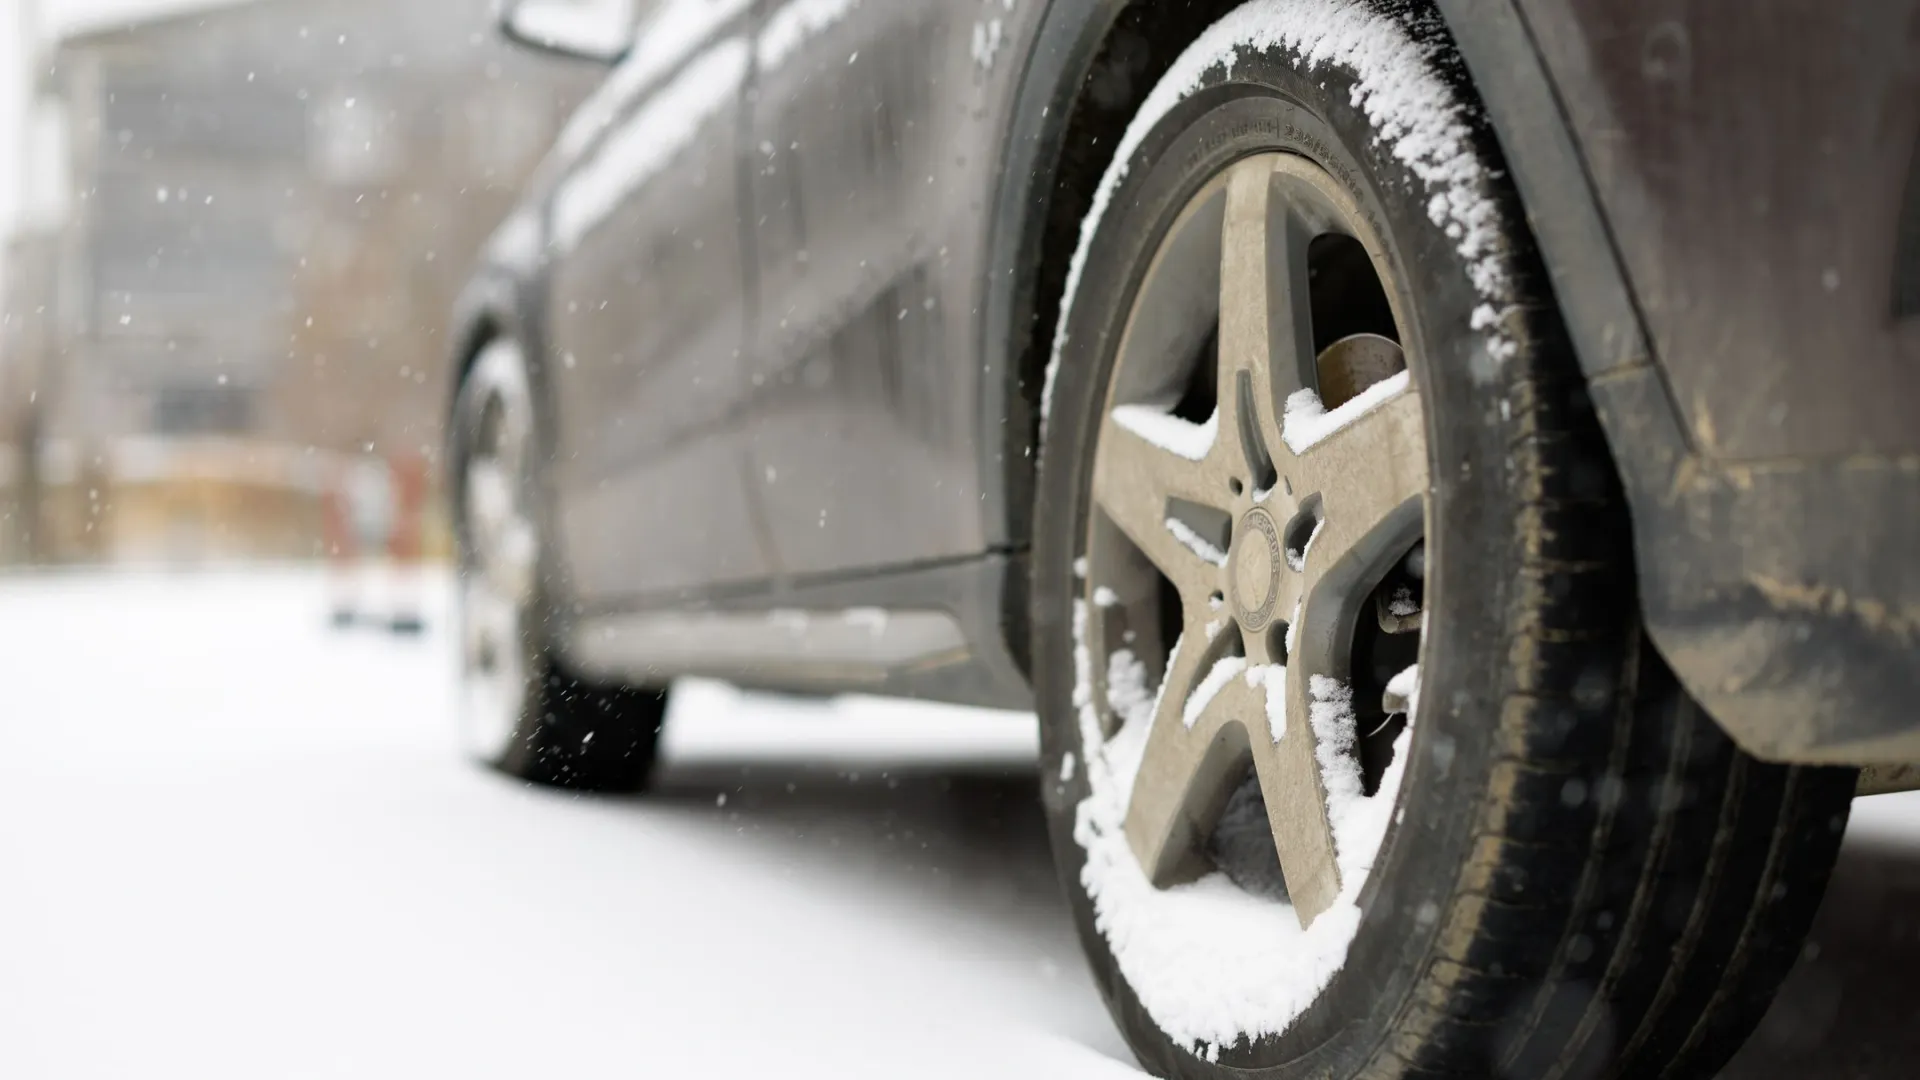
[458,341,541,761]
[1082,153,1427,928]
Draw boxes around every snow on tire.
[1028,3,1855,1078]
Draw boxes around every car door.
[544,0,768,603]
[740,0,1028,580]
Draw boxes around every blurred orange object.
[387,450,428,635]
[321,468,357,628]
[323,449,427,634]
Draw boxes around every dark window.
[152,384,253,435]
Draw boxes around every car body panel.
[456,0,1048,705]
[1515,0,1920,462]
[458,0,1920,757]
[1442,0,1920,762]
[741,0,1011,579]
[543,5,765,601]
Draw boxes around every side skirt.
[562,553,1035,711]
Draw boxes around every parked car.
[448,1,1919,1076]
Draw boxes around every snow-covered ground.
[0,569,1912,1078]
[0,569,1132,1079]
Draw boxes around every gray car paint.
[459,0,1920,762]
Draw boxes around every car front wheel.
[1029,4,1856,1077]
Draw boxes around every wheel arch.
[1429,0,1920,763]
[979,0,1249,675]
[445,264,592,659]
[445,271,524,414]
[981,0,1762,752]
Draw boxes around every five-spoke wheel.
[1086,154,1424,928]
[1030,12,1855,1076]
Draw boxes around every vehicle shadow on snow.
[640,758,1142,1070]
[627,757,1914,1079]
[647,759,1066,914]
[1718,837,1920,1080]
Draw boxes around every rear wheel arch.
[445,276,590,661]
[447,272,521,408]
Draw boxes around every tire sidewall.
[1032,46,1532,1077]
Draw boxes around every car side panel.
[542,7,770,603]
[736,0,1045,579]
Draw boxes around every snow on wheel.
[1028,3,1855,1077]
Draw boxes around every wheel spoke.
[1123,650,1346,927]
[1092,414,1230,601]
[466,460,514,544]
[1125,625,1255,886]
[467,456,537,604]
[1287,379,1426,582]
[1263,380,1426,926]
[1219,156,1315,488]
[1257,669,1344,924]
[491,516,538,603]
[1093,151,1427,935]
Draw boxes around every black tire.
[451,337,666,793]
[1029,6,1856,1078]
[492,664,667,793]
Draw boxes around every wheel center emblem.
[1231,507,1282,632]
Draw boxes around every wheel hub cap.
[1083,153,1428,928]
[1231,508,1283,633]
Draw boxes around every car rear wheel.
[1029,4,1856,1077]
[452,337,666,791]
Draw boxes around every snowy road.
[0,571,1913,1078]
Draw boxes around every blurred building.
[0,0,595,565]
[0,230,60,563]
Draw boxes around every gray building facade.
[2,0,595,562]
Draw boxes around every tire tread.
[1365,275,1853,1079]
